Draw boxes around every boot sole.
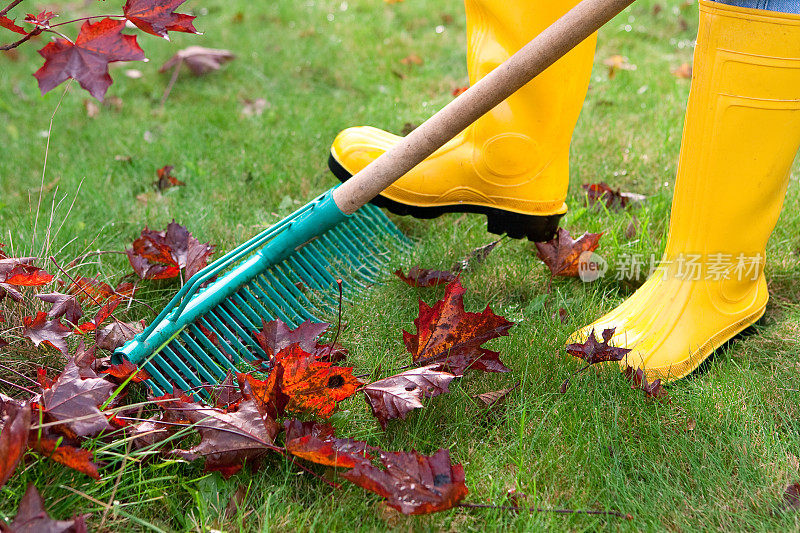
[328,153,563,241]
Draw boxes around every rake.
[115,0,637,395]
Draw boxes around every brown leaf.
[400,54,423,66]
[566,328,631,366]
[22,312,71,355]
[451,239,501,273]
[403,279,513,375]
[342,448,468,515]
[473,380,519,408]
[95,320,144,351]
[603,54,636,79]
[153,165,185,191]
[0,403,31,489]
[623,366,670,402]
[363,365,455,429]
[283,419,374,468]
[253,319,329,360]
[534,228,603,277]
[2,484,87,532]
[35,293,83,325]
[159,46,235,76]
[40,361,114,437]
[582,182,644,210]
[171,398,280,478]
[782,482,800,511]
[394,266,456,287]
[29,437,101,479]
[126,221,214,280]
[671,62,692,79]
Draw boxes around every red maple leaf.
[0,15,27,35]
[39,360,114,437]
[534,228,603,277]
[126,221,214,280]
[35,292,83,325]
[33,18,145,101]
[153,165,185,191]
[566,327,631,366]
[102,359,151,383]
[1,264,53,286]
[403,279,513,375]
[0,403,31,489]
[342,449,469,515]
[28,437,101,479]
[253,319,329,360]
[22,312,72,354]
[123,0,199,39]
[276,344,361,419]
[283,419,374,468]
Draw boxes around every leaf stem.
[48,15,124,28]
[0,0,24,17]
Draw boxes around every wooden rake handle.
[332,0,636,215]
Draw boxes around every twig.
[0,29,39,51]
[0,376,36,395]
[160,58,182,107]
[0,0,25,17]
[324,279,343,360]
[49,15,123,28]
[457,502,631,519]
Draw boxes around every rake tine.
[259,272,320,323]
[199,315,249,363]
[250,276,308,325]
[228,293,266,329]
[178,331,230,378]
[171,338,222,383]
[288,252,348,309]
[242,282,295,327]
[316,233,379,284]
[161,345,205,390]
[215,305,267,359]
[187,324,238,371]
[332,223,390,272]
[151,352,191,392]
[267,267,326,319]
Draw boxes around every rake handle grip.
[332,0,636,215]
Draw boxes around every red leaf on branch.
[566,328,631,366]
[403,279,513,376]
[394,266,457,287]
[24,10,56,29]
[0,15,27,35]
[126,221,214,280]
[276,344,361,418]
[170,398,280,478]
[534,228,603,277]
[33,18,145,101]
[123,0,199,39]
[283,419,374,468]
[40,361,114,437]
[2,264,53,286]
[363,365,455,429]
[0,403,31,489]
[22,312,71,354]
[3,484,87,532]
[29,437,101,479]
[342,448,469,515]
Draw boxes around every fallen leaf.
[782,482,800,511]
[95,320,144,351]
[253,319,329,360]
[400,54,423,66]
[33,18,145,100]
[363,365,455,429]
[623,366,669,402]
[171,398,280,478]
[603,55,636,79]
[342,448,468,515]
[240,98,268,117]
[566,328,631,366]
[22,312,71,354]
[451,86,468,96]
[40,361,114,437]
[473,380,519,408]
[1,263,53,286]
[153,165,185,191]
[102,359,151,382]
[582,182,644,210]
[123,0,199,39]
[0,403,31,489]
[35,293,83,325]
[404,279,513,375]
[534,228,603,277]
[126,221,214,280]
[2,484,87,532]
[159,46,235,76]
[284,419,374,468]
[671,62,692,79]
[29,437,101,479]
[394,266,456,287]
[451,239,501,273]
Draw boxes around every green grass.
[2,0,800,530]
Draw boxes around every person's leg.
[569,0,800,382]
[711,0,800,14]
[328,0,597,241]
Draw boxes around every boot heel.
[485,209,563,241]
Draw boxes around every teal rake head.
[114,187,410,396]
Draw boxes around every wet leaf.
[35,293,83,325]
[95,320,144,351]
[566,328,631,366]
[451,239,501,273]
[284,419,374,468]
[0,403,31,489]
[22,312,71,355]
[40,361,114,437]
[342,448,468,515]
[473,380,519,408]
[159,46,235,76]
[394,266,456,288]
[126,221,214,280]
[123,0,199,39]
[153,165,185,191]
[2,484,87,532]
[28,437,101,479]
[363,365,455,429]
[534,228,603,277]
[623,366,670,402]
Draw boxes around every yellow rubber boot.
[328,0,597,241]
[570,0,800,383]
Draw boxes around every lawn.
[2,0,800,530]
